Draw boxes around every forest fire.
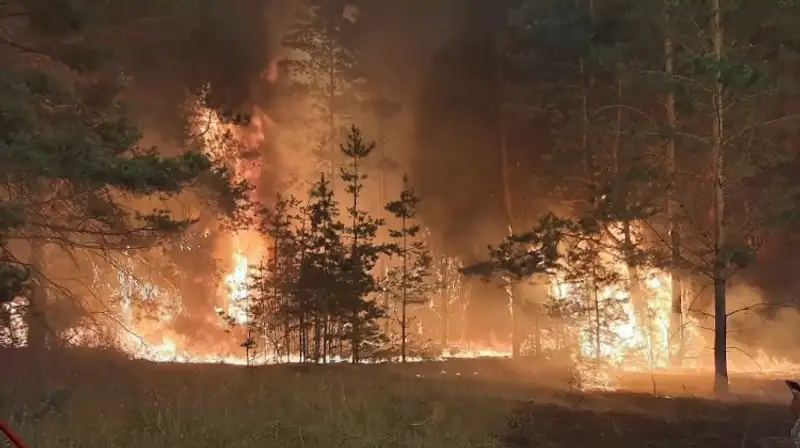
[550,267,689,370]
[14,210,800,384]
[222,233,263,325]
[11,1,800,445]
[68,235,797,388]
[223,248,251,325]
[2,32,799,396]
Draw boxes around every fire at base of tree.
[3,124,796,394]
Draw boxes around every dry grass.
[1,352,548,447]
[0,350,797,447]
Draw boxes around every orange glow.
[27,76,799,384]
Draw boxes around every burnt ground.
[503,391,793,447]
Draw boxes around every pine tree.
[627,0,800,393]
[510,0,666,334]
[385,174,433,362]
[338,126,389,363]
[463,214,566,358]
[282,1,366,183]
[660,0,684,366]
[555,224,628,367]
[512,0,800,393]
[293,174,346,362]
[247,194,303,362]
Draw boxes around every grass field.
[1,349,798,447]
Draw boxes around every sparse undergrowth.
[0,350,796,447]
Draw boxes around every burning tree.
[555,227,627,366]
[228,194,303,363]
[510,0,800,393]
[428,248,467,349]
[650,0,800,395]
[463,214,565,358]
[282,1,367,182]
[218,127,407,364]
[547,219,676,371]
[0,1,251,350]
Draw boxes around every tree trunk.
[352,163,361,365]
[592,279,601,364]
[375,101,391,343]
[496,33,514,235]
[300,316,308,363]
[26,240,48,351]
[382,286,391,338]
[582,0,596,183]
[711,0,729,395]
[663,8,684,366]
[313,311,321,362]
[352,312,360,363]
[509,281,520,358]
[441,274,449,348]
[283,317,291,362]
[326,9,337,188]
[533,302,541,357]
[609,72,646,332]
[322,316,331,364]
[623,222,644,322]
[401,216,408,362]
[496,30,522,359]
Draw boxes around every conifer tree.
[463,214,566,358]
[656,0,800,393]
[555,225,628,367]
[511,0,800,393]
[338,126,389,363]
[293,174,346,362]
[243,194,303,362]
[282,1,366,182]
[385,174,433,362]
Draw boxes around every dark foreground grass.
[1,350,797,447]
[504,392,793,447]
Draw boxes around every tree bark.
[326,6,337,188]
[441,267,449,347]
[350,157,361,364]
[401,215,408,362]
[663,7,684,366]
[508,280,520,358]
[711,0,729,395]
[496,31,522,359]
[609,71,646,335]
[26,239,48,351]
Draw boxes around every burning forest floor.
[1,350,798,447]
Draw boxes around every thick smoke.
[413,0,538,259]
[108,0,302,142]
